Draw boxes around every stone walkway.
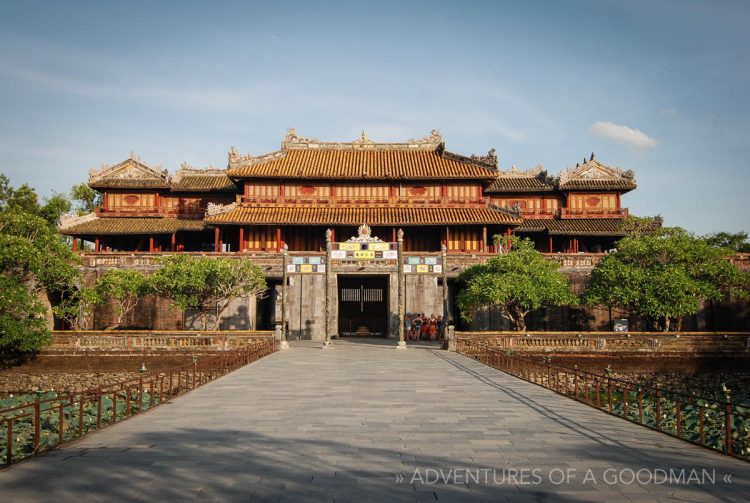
[1,339,748,502]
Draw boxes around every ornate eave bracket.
[59,211,97,231]
[206,202,237,217]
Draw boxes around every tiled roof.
[487,176,556,193]
[515,218,626,236]
[61,217,206,235]
[226,149,499,180]
[205,206,521,226]
[89,179,171,190]
[170,175,237,192]
[558,179,637,191]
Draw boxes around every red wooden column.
[548,236,553,253]
[214,227,220,252]
[171,232,176,252]
[482,225,487,253]
[149,236,155,253]
[95,237,100,252]
[276,226,282,252]
[445,226,450,253]
[103,192,109,210]
[239,226,245,252]
[72,238,78,252]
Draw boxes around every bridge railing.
[455,339,750,461]
[48,330,275,353]
[0,338,277,466]
[455,331,750,354]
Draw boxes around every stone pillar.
[397,229,406,349]
[280,244,289,349]
[447,324,456,351]
[274,324,282,343]
[442,244,449,335]
[323,229,333,349]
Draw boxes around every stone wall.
[73,252,750,335]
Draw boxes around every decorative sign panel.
[331,243,398,260]
[287,256,326,273]
[404,256,443,274]
[331,224,398,261]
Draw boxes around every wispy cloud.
[589,121,657,151]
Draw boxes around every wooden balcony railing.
[95,206,206,217]
[560,207,628,218]
[239,195,488,207]
[517,208,560,218]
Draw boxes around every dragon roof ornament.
[88,156,169,184]
[173,163,229,183]
[470,148,498,168]
[497,164,548,178]
[344,223,385,243]
[559,155,635,185]
[281,128,443,152]
[59,211,97,231]
[206,202,237,217]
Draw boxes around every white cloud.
[589,121,657,151]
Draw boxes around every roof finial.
[360,130,367,142]
[583,156,587,165]
[590,152,595,161]
[130,150,136,160]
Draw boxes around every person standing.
[428,314,437,341]
[412,315,423,341]
[420,313,429,340]
[404,315,412,341]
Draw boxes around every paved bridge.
[1,340,748,502]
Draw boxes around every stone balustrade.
[456,331,750,354]
[48,330,274,353]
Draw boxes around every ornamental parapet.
[456,331,750,354]
[78,251,608,275]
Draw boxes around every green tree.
[620,214,664,238]
[457,236,577,331]
[152,255,267,330]
[0,276,49,352]
[0,173,73,224]
[95,269,152,328]
[39,192,72,225]
[583,227,749,331]
[5,183,39,215]
[70,183,102,215]
[0,208,81,352]
[53,286,102,330]
[703,231,750,253]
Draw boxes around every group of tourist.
[405,314,444,341]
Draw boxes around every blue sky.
[0,0,748,235]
